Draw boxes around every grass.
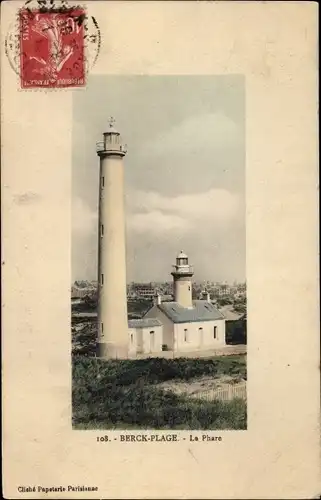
[72,355,247,430]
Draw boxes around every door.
[149,330,155,352]
[136,330,143,354]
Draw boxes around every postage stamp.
[4,0,101,89]
[20,8,85,88]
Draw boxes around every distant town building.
[71,283,96,299]
[134,283,156,299]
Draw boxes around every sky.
[72,75,245,283]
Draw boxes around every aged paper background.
[1,1,319,498]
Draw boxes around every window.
[130,334,133,343]
[150,331,155,350]
[101,224,104,236]
[184,328,188,342]
[101,322,104,335]
[213,326,217,339]
[188,285,191,291]
[102,176,105,187]
[101,273,104,285]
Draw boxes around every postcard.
[1,1,319,498]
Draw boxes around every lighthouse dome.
[105,117,120,135]
[175,251,190,268]
[177,250,188,259]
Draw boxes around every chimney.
[201,290,211,302]
[154,293,162,305]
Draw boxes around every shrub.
[72,356,247,430]
[72,355,246,387]
[226,320,247,345]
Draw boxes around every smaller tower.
[171,251,194,308]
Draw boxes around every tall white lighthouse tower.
[171,251,194,308]
[96,118,129,359]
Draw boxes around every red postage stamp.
[19,8,86,88]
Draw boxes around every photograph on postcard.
[71,75,247,430]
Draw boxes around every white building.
[129,251,226,356]
[128,318,163,355]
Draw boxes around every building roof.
[161,294,173,301]
[157,300,225,323]
[218,305,245,321]
[177,250,188,259]
[128,318,163,329]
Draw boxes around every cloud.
[143,112,240,158]
[72,197,97,237]
[71,79,245,282]
[126,187,243,282]
[73,187,239,237]
[128,210,190,235]
[72,182,243,281]
[129,112,244,198]
[126,188,239,235]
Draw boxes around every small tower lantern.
[96,117,127,157]
[171,251,194,308]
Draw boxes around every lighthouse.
[96,118,129,359]
[171,251,194,308]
